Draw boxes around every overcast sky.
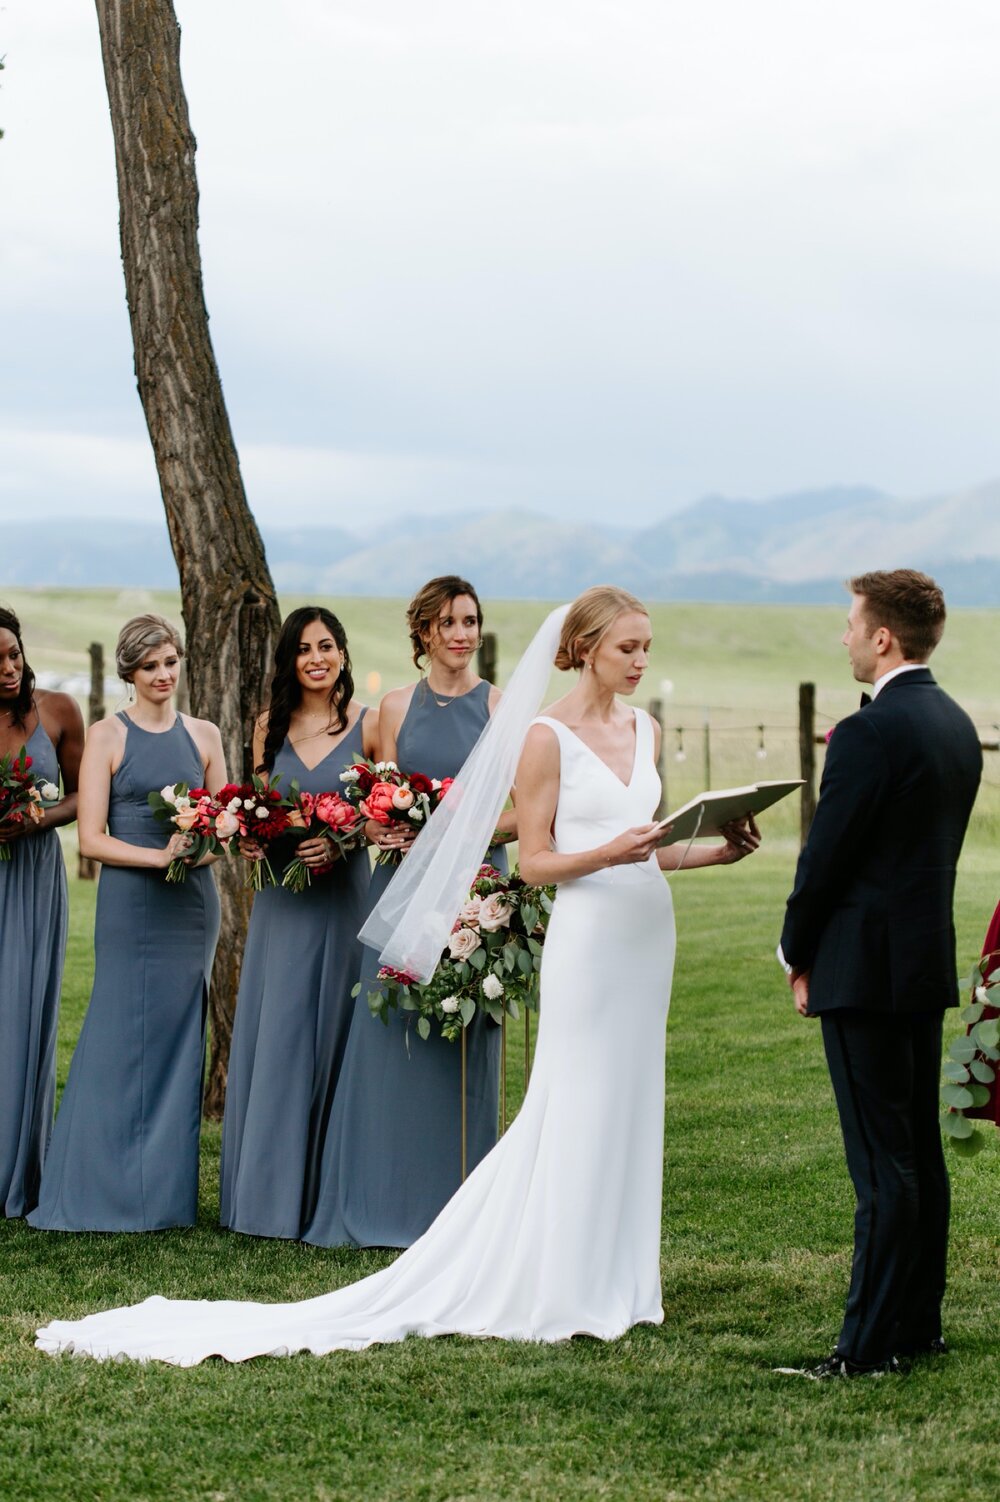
[3,1,1000,529]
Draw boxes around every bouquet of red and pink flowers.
[217,778,293,890]
[146,783,238,883]
[339,758,453,865]
[280,787,365,893]
[0,745,51,861]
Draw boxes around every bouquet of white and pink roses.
[146,783,238,883]
[339,758,452,865]
[280,787,365,893]
[361,864,554,1041]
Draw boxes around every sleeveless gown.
[302,679,506,1248]
[219,713,372,1238]
[28,713,221,1233]
[34,707,675,1362]
[1,717,68,1217]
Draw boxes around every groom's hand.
[790,969,813,1018]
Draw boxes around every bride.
[35,586,758,1364]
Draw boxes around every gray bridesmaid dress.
[219,712,372,1238]
[303,679,506,1249]
[28,712,220,1232]
[1,717,68,1217]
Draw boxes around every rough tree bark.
[94,0,281,1115]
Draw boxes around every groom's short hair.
[848,569,946,661]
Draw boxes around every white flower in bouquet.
[448,927,482,961]
[159,784,179,805]
[440,996,461,1014]
[255,805,270,820]
[391,787,415,810]
[226,796,243,812]
[458,896,483,927]
[38,782,61,802]
[174,795,192,810]
[375,760,398,773]
[431,778,442,790]
[410,807,425,821]
[478,893,514,932]
[340,768,360,784]
[482,972,504,1001]
[975,985,991,1003]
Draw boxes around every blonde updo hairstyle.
[115,614,185,682]
[554,586,648,672]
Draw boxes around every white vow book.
[655,779,804,846]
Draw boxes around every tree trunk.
[94,0,281,1116]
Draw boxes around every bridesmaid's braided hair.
[0,604,35,728]
[258,607,354,775]
[554,586,648,671]
[115,615,184,681]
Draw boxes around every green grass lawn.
[3,842,999,1502]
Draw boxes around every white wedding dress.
[36,709,675,1364]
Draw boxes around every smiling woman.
[28,615,227,1233]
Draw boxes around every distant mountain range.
[6,481,1000,604]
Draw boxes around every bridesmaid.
[303,575,514,1249]
[0,605,84,1217]
[219,606,378,1239]
[29,615,225,1233]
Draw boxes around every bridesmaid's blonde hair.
[554,586,648,672]
[115,614,185,682]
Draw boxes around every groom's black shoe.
[776,1352,901,1380]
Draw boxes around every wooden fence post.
[799,682,817,845]
[78,642,106,880]
[477,631,498,686]
[648,697,667,819]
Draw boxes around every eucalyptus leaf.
[508,998,520,1021]
[970,1059,995,1084]
[961,1001,986,1025]
[941,1084,974,1110]
[517,948,534,976]
[968,1084,991,1108]
[942,1061,971,1083]
[948,1039,977,1064]
[468,947,486,972]
[460,997,477,1026]
[521,903,538,933]
[503,947,516,973]
[527,937,543,957]
[981,1046,1000,1062]
[941,1111,974,1139]
[416,1016,431,1041]
[950,1128,985,1158]
[973,1019,1000,1050]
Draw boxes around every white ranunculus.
[174,795,192,810]
[482,972,504,1001]
[448,927,482,961]
[39,782,61,802]
[227,797,243,812]
[440,996,460,1014]
[375,760,398,773]
[159,784,179,804]
[975,985,990,1003]
[410,807,425,821]
[340,768,360,784]
[255,805,270,820]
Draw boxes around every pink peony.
[359,781,397,824]
[315,792,359,832]
[215,809,241,840]
[391,786,415,810]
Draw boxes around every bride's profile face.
[587,610,652,696]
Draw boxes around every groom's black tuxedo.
[781,668,982,1366]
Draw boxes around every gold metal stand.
[499,1010,508,1135]
[461,1024,468,1182]
[525,1009,532,1086]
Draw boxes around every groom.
[779,569,982,1378]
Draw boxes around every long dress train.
[35,708,674,1362]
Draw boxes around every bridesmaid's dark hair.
[406,576,483,670]
[258,607,354,774]
[0,604,36,728]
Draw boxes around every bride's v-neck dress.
[35,709,675,1363]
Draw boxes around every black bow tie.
[859,692,872,709]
